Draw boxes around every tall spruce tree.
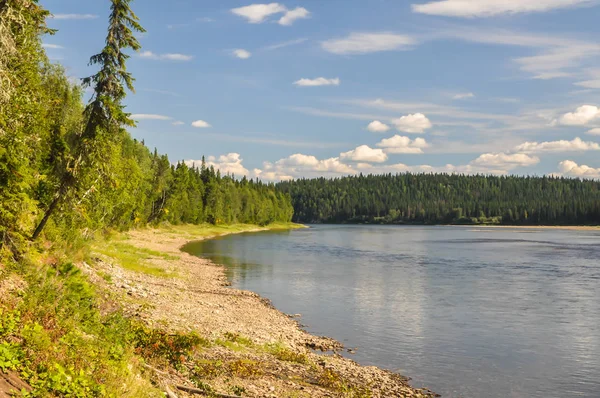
[32,0,145,239]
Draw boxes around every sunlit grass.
[160,222,305,240]
[92,242,177,277]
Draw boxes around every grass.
[160,222,305,240]
[92,241,177,277]
[0,260,165,397]
[215,332,255,352]
[264,341,310,364]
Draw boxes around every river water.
[182,225,600,398]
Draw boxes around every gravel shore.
[86,225,438,398]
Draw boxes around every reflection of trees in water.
[183,232,288,285]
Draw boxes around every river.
[182,225,600,398]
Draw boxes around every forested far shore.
[276,173,600,225]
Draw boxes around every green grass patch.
[264,341,309,364]
[318,368,373,398]
[215,332,254,352]
[161,222,305,240]
[93,242,176,277]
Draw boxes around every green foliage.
[264,342,309,364]
[132,325,209,366]
[194,359,225,379]
[318,368,372,398]
[0,342,22,372]
[0,258,162,397]
[278,174,600,225]
[226,359,264,378]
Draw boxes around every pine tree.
[32,0,145,239]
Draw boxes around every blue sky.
[41,0,600,180]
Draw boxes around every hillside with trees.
[0,0,292,262]
[277,173,600,225]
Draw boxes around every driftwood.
[176,385,242,398]
[164,385,179,398]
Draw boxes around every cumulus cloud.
[231,3,309,25]
[191,120,211,128]
[558,160,600,179]
[233,49,252,59]
[278,7,310,25]
[556,105,600,126]
[514,137,600,153]
[50,13,98,20]
[293,77,340,87]
[453,92,475,100]
[392,113,432,133]
[186,153,250,177]
[340,145,388,163]
[321,32,416,55]
[411,0,593,18]
[367,120,391,133]
[256,154,354,181]
[376,135,429,154]
[587,128,600,136]
[471,152,540,169]
[231,3,286,23]
[139,51,193,61]
[131,114,172,121]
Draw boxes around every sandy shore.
[84,224,437,398]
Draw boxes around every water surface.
[183,225,600,398]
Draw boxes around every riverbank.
[86,223,437,397]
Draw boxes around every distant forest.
[276,174,600,225]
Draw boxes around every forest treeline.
[0,0,292,261]
[276,174,600,225]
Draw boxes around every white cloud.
[514,137,600,153]
[558,160,600,179]
[453,92,475,100]
[412,0,593,17]
[131,114,172,121]
[321,32,416,55]
[471,152,540,169]
[50,13,98,20]
[256,154,354,181]
[556,105,600,126]
[139,51,193,61]
[392,113,432,133]
[376,135,429,154]
[278,7,310,25]
[575,69,600,88]
[191,120,211,128]
[587,128,600,135]
[293,77,340,87]
[263,38,307,51]
[340,145,388,163]
[575,80,600,88]
[233,49,252,59]
[439,28,600,80]
[367,120,391,133]
[231,3,287,23]
[172,121,185,126]
[186,153,250,177]
[42,44,64,49]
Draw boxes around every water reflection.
[182,226,600,398]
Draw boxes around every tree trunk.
[31,194,61,240]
